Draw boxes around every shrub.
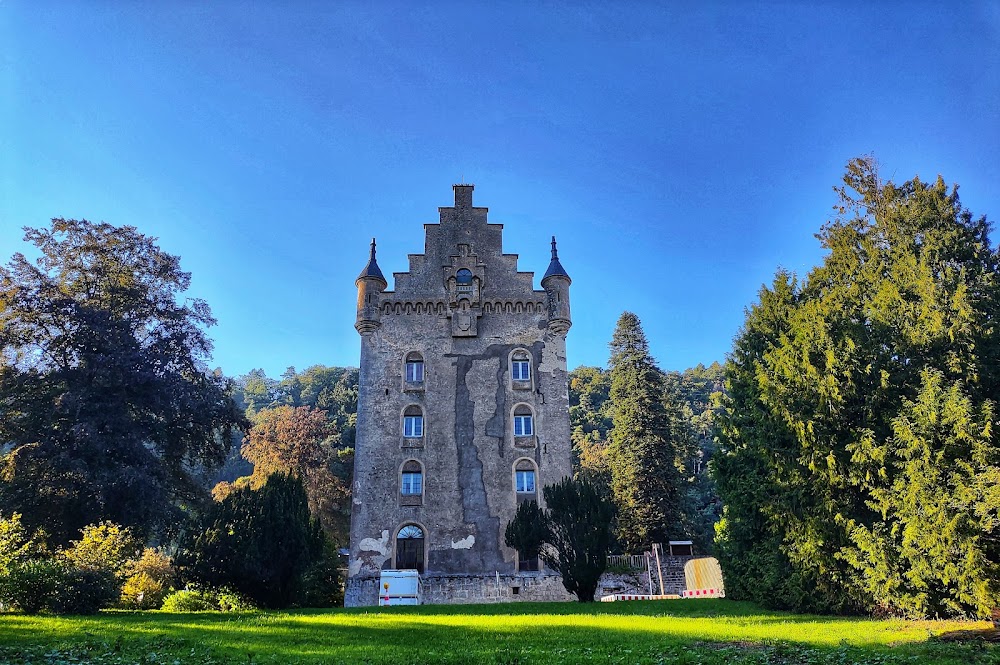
[1,513,38,577]
[121,572,166,610]
[63,522,142,579]
[0,558,117,614]
[119,548,175,609]
[160,589,216,612]
[160,587,255,612]
[299,541,343,607]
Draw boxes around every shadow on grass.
[935,627,1000,643]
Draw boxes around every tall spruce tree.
[714,157,1000,617]
[606,312,690,552]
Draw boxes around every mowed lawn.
[0,600,997,665]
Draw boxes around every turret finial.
[542,235,570,283]
[356,237,387,285]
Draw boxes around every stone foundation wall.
[345,556,694,606]
[346,573,574,607]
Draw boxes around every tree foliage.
[714,157,1000,617]
[215,405,350,545]
[179,473,338,608]
[505,476,615,602]
[504,499,549,563]
[606,312,693,552]
[62,521,142,580]
[0,219,245,545]
[218,366,358,545]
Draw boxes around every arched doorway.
[395,524,425,572]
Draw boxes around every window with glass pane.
[401,472,423,495]
[511,355,531,381]
[403,415,423,437]
[405,360,424,383]
[516,470,535,493]
[513,414,533,436]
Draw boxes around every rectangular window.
[518,555,539,572]
[403,415,423,438]
[516,470,535,493]
[513,415,533,437]
[405,361,424,383]
[511,360,531,382]
[401,472,422,495]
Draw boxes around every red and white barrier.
[681,588,724,598]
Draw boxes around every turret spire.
[356,237,387,285]
[542,235,571,282]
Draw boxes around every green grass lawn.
[0,599,996,665]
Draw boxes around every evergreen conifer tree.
[714,157,1000,617]
[606,312,689,552]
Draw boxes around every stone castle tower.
[345,184,574,606]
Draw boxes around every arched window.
[395,524,425,572]
[400,460,423,506]
[515,459,536,494]
[405,352,424,384]
[513,405,534,437]
[511,350,531,382]
[403,406,424,439]
[455,269,474,298]
[401,460,423,495]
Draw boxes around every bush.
[160,587,255,612]
[119,548,175,609]
[121,572,166,610]
[160,589,216,612]
[0,558,117,614]
[63,522,141,579]
[299,541,343,607]
[0,513,44,577]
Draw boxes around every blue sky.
[3,2,999,377]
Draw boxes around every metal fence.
[606,554,648,571]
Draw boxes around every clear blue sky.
[3,2,999,378]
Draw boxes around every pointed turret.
[541,236,571,335]
[355,238,387,335]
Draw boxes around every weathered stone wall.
[347,185,573,606]
[344,556,695,606]
[346,573,575,607]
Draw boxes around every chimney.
[453,183,474,208]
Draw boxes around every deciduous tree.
[0,219,245,544]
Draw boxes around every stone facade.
[347,184,573,606]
